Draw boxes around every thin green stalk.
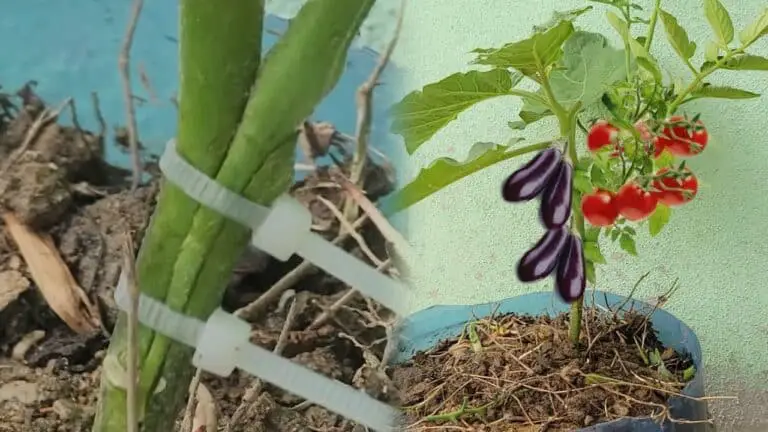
[93,1,375,431]
[644,0,662,51]
[94,2,265,430]
[541,67,586,346]
[667,48,744,114]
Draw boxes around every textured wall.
[391,0,768,429]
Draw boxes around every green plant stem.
[92,1,375,431]
[644,0,662,50]
[667,48,744,114]
[541,71,586,346]
[622,6,632,76]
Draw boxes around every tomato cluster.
[581,116,705,227]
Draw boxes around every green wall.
[392,0,768,429]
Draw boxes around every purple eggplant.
[517,227,568,282]
[540,161,573,229]
[555,234,586,303]
[502,148,562,202]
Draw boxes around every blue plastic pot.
[396,291,708,432]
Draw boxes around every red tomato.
[581,189,619,226]
[615,182,658,221]
[651,137,666,158]
[656,115,708,157]
[652,168,698,206]
[587,120,618,152]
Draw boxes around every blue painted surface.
[1,1,406,230]
[398,291,708,430]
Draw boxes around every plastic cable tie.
[113,274,402,431]
[159,139,410,316]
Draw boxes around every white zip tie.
[112,139,408,431]
[114,276,401,431]
[159,139,409,316]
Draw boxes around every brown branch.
[119,0,145,191]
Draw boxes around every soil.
[391,308,698,431]
[0,83,400,431]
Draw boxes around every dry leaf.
[192,383,217,432]
[2,212,101,333]
[0,269,30,310]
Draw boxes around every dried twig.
[228,293,301,430]
[343,0,406,225]
[315,195,385,266]
[91,92,107,137]
[309,259,392,330]
[234,215,368,321]
[348,0,406,186]
[121,233,140,432]
[119,0,145,190]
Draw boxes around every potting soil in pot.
[392,307,698,431]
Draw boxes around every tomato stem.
[644,0,662,51]
[667,48,744,114]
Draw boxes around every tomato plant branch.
[667,47,745,114]
[644,0,662,51]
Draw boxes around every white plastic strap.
[114,276,401,431]
[159,139,409,315]
[114,139,409,431]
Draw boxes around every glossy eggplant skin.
[502,148,562,202]
[517,227,568,282]
[555,233,586,303]
[540,161,573,229]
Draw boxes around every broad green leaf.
[684,85,760,103]
[654,150,675,169]
[473,20,575,77]
[619,233,638,255]
[533,6,593,33]
[390,70,524,154]
[606,11,662,82]
[659,9,697,61]
[384,140,550,213]
[704,41,720,62]
[648,204,671,236]
[704,0,734,46]
[547,31,628,109]
[508,121,527,130]
[583,241,607,264]
[739,7,768,47]
[722,54,768,70]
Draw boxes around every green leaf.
[473,20,575,77]
[508,121,527,130]
[585,226,601,242]
[704,41,720,62]
[685,85,760,102]
[390,70,523,154]
[384,140,550,213]
[533,6,593,33]
[619,233,638,255]
[654,150,675,169]
[573,170,593,194]
[739,7,768,47]
[610,229,621,241]
[648,204,671,236]
[547,31,628,109]
[606,11,662,83]
[704,0,734,46]
[721,54,768,71]
[659,9,697,61]
[583,241,607,264]
[519,108,554,126]
[683,365,697,381]
[585,260,597,284]
[590,164,608,188]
